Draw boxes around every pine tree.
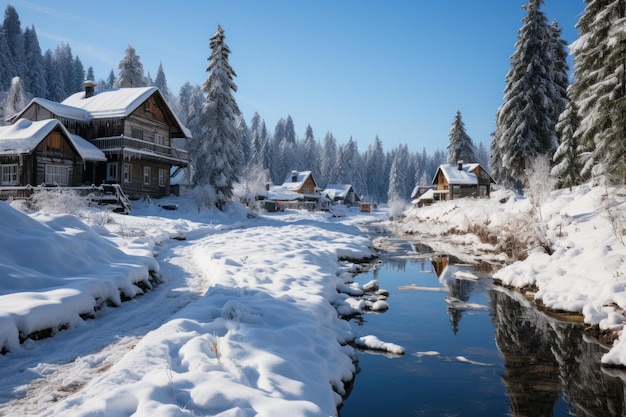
[154,61,172,102]
[570,0,626,184]
[23,25,46,98]
[388,144,409,202]
[446,110,477,164]
[302,124,321,183]
[491,0,562,187]
[86,66,95,82]
[0,27,13,90]
[43,49,64,101]
[320,131,337,186]
[106,69,116,89]
[115,45,147,88]
[365,136,386,204]
[3,5,26,87]
[190,25,242,210]
[551,98,582,189]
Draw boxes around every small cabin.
[0,119,106,188]
[323,184,361,206]
[431,161,494,201]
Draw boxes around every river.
[339,236,626,417]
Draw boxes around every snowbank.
[0,202,158,351]
[398,184,626,366]
[1,198,379,416]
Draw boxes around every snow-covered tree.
[446,110,477,164]
[552,98,582,190]
[2,76,27,120]
[190,25,243,210]
[2,5,25,88]
[106,69,116,89]
[43,49,64,101]
[23,26,46,98]
[365,136,386,204]
[491,0,564,187]
[154,61,172,103]
[570,0,626,184]
[86,66,95,82]
[115,45,147,88]
[302,124,321,183]
[388,144,410,203]
[320,131,337,186]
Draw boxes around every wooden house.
[432,161,494,201]
[9,82,190,199]
[0,118,106,188]
[279,170,322,210]
[322,184,362,206]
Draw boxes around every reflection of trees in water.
[490,290,625,417]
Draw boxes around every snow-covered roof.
[0,119,106,161]
[261,185,302,201]
[282,171,314,191]
[62,87,158,119]
[434,163,482,185]
[323,184,353,200]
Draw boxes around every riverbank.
[393,184,626,366]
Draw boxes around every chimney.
[84,80,96,98]
[291,170,298,182]
[457,160,463,171]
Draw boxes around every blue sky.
[12,0,584,154]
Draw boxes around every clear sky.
[11,0,584,154]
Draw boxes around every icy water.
[339,240,626,417]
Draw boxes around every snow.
[397,183,626,367]
[1,181,625,415]
[435,163,483,185]
[0,196,388,416]
[0,119,106,162]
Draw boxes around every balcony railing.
[92,136,189,164]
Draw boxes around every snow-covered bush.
[524,156,557,254]
[29,188,87,215]
[388,198,408,220]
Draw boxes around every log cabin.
[9,82,190,199]
[431,161,495,201]
[0,118,106,188]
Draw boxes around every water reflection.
[491,289,626,417]
[342,235,626,417]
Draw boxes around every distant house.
[0,118,106,188]
[273,170,322,210]
[323,184,361,206]
[431,161,494,201]
[9,82,190,198]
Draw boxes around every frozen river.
[339,238,626,416]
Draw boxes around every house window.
[143,166,151,185]
[123,163,132,183]
[107,163,118,181]
[479,185,487,197]
[155,134,165,146]
[45,165,69,186]
[0,164,18,185]
[452,185,460,198]
[131,127,143,140]
[158,168,166,187]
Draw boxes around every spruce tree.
[570,0,626,183]
[446,110,477,164]
[23,26,46,98]
[491,0,561,187]
[365,136,386,204]
[302,124,321,183]
[190,24,242,210]
[3,5,26,87]
[115,45,147,88]
[154,61,172,102]
[551,98,582,189]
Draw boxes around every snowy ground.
[0,196,391,417]
[395,183,626,366]
[1,182,624,416]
